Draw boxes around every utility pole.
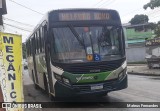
[0,0,7,31]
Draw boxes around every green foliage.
[143,0,160,37]
[144,0,160,9]
[154,22,160,37]
[130,14,149,25]
[147,22,157,30]
[129,14,149,31]
[22,43,27,59]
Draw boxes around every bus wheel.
[32,70,39,89]
[44,74,55,101]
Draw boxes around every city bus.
[26,9,127,100]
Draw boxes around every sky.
[3,0,160,42]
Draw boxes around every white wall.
[126,46,146,62]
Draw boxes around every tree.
[147,22,157,30]
[130,14,149,25]
[143,0,160,9]
[144,0,160,37]
[154,21,160,37]
[129,14,149,31]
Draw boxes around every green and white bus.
[26,9,127,99]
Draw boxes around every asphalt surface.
[23,70,160,111]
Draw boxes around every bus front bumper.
[54,74,128,97]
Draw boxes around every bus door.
[32,36,39,84]
[44,24,54,94]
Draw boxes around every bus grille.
[54,58,125,74]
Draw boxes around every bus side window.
[40,27,44,53]
[42,25,47,52]
[34,34,37,54]
[32,36,36,54]
[37,31,40,54]
[39,28,42,53]
[34,34,36,54]
[26,42,29,56]
[30,36,34,55]
[28,40,31,56]
[30,39,32,56]
[35,32,38,54]
[27,41,29,56]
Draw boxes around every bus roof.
[49,8,120,22]
[26,8,121,42]
[49,8,118,12]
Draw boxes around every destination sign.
[59,12,111,21]
[145,37,160,46]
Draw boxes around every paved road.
[23,70,160,111]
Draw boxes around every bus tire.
[32,70,39,89]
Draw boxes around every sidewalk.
[127,64,160,76]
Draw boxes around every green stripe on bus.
[62,71,111,84]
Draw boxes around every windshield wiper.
[69,25,85,47]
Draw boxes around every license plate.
[91,84,103,90]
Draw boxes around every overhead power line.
[4,23,32,32]
[122,8,142,16]
[98,0,116,8]
[92,0,104,7]
[3,17,34,27]
[9,0,44,15]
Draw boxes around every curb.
[127,64,147,66]
[128,72,160,76]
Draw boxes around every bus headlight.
[54,73,70,85]
[118,72,124,79]
[118,70,126,80]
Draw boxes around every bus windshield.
[52,25,123,63]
